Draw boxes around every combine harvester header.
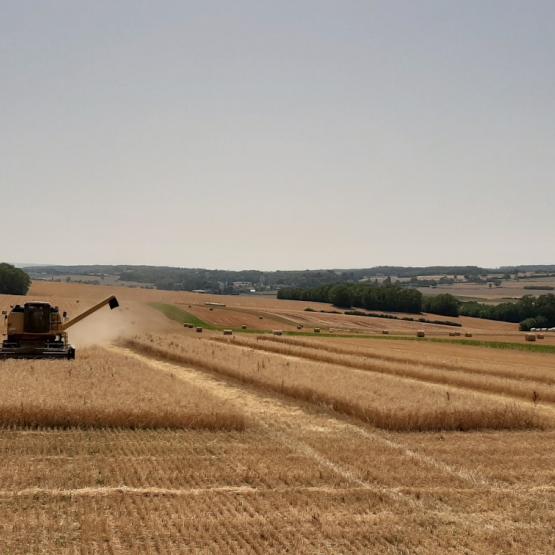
[1,295,119,360]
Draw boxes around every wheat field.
[126,333,547,432]
[228,335,555,403]
[0,347,245,431]
[0,282,554,553]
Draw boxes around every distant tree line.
[278,283,441,315]
[523,285,554,291]
[422,294,459,317]
[460,295,555,330]
[278,282,555,330]
[0,263,31,295]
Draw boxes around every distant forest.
[279,282,555,330]
[23,264,555,294]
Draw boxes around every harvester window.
[24,305,51,333]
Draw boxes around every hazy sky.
[1,1,554,270]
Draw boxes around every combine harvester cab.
[1,295,119,360]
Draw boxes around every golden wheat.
[257,335,555,385]
[218,335,555,404]
[0,347,245,431]
[1,282,554,554]
[125,335,544,431]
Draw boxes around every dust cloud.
[69,304,137,348]
[67,300,178,348]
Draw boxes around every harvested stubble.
[0,347,245,431]
[125,335,543,432]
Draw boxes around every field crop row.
[124,334,544,431]
[218,336,555,405]
[0,348,245,431]
[258,335,555,385]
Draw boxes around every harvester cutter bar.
[0,347,76,360]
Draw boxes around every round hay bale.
[273,330,283,336]
[525,334,536,342]
[296,324,303,330]
[382,330,389,335]
[258,316,264,320]
[314,328,321,333]
[416,330,425,338]
[448,331,457,337]
[223,329,233,336]
[241,325,247,330]
[465,332,472,338]
[209,308,213,311]
[537,333,544,340]
[195,327,203,333]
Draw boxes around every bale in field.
[223,329,233,336]
[525,334,536,342]
[297,324,303,330]
[417,330,425,338]
[449,331,457,337]
[537,333,544,340]
[273,330,283,336]
[465,332,473,337]
[241,325,247,330]
[196,327,203,333]
[382,330,389,335]
[314,328,321,333]
[258,316,264,320]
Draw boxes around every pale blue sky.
[1,1,553,270]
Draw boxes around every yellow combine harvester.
[0,295,119,360]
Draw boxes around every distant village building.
[232,281,253,290]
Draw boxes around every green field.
[149,303,216,329]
